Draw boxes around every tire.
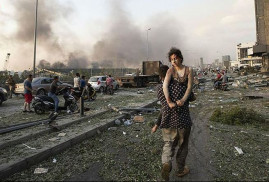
[99,86,104,93]
[109,87,114,95]
[37,89,46,96]
[69,102,78,112]
[115,85,119,90]
[0,96,3,106]
[91,93,97,100]
[34,102,45,114]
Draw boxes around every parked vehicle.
[0,87,8,105]
[32,86,78,114]
[88,76,119,92]
[15,77,72,96]
[116,61,161,88]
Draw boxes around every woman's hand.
[168,101,176,108]
[151,125,158,133]
[176,99,185,106]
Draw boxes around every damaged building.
[253,0,269,72]
[235,0,269,72]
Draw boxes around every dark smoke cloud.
[67,52,89,69]
[12,0,72,57]
[91,0,186,68]
[37,59,51,69]
[91,1,147,68]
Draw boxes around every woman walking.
[158,47,193,181]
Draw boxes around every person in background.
[106,75,113,93]
[222,71,228,84]
[48,76,60,115]
[23,74,33,113]
[214,71,223,88]
[74,73,80,90]
[151,65,169,133]
[80,75,86,97]
[6,75,16,99]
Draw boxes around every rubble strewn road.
[1,74,269,181]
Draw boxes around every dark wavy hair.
[159,65,169,79]
[168,47,183,62]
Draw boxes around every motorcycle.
[104,85,114,95]
[72,83,97,101]
[32,86,78,114]
[214,81,228,91]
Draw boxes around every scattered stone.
[266,159,269,164]
[49,137,60,141]
[123,131,127,135]
[108,127,117,131]
[234,147,244,155]
[58,133,66,137]
[53,158,57,163]
[34,168,48,174]
[22,144,36,150]
[115,119,121,125]
[97,130,101,135]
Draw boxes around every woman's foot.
[176,166,190,177]
[161,163,172,181]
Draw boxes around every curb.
[0,100,157,179]
[0,110,108,151]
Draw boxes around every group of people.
[214,70,228,89]
[151,47,194,181]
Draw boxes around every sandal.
[176,166,190,177]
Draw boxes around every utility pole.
[33,0,38,78]
[147,28,151,61]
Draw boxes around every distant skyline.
[0,0,256,71]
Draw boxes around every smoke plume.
[12,0,71,54]
[91,0,186,68]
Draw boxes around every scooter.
[32,86,78,114]
[214,81,228,91]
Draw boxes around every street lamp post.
[147,28,151,61]
[33,0,38,78]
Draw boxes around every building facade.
[236,42,262,68]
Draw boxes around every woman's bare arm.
[163,68,176,108]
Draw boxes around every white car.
[88,76,119,92]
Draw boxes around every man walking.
[48,76,60,115]
[6,75,16,99]
[23,74,33,112]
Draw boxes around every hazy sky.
[0,0,256,71]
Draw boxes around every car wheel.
[37,89,46,96]
[99,86,104,93]
[115,85,119,90]
[0,96,3,106]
